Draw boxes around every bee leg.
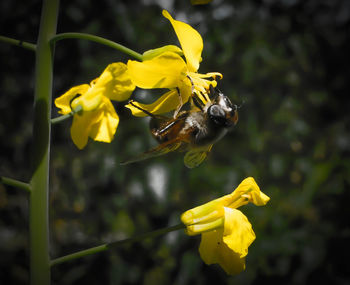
[128,100,158,118]
[186,75,195,94]
[173,87,183,119]
[192,95,204,111]
[173,75,196,118]
[209,84,215,97]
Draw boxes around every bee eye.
[208,104,227,126]
[222,96,233,108]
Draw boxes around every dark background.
[1,0,349,284]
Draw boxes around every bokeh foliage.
[1,0,349,284]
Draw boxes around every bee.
[121,85,239,168]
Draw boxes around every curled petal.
[142,45,183,61]
[185,216,224,236]
[222,208,256,258]
[127,52,187,89]
[55,84,89,114]
[162,10,203,72]
[229,177,270,208]
[199,229,246,275]
[188,71,223,80]
[205,72,223,79]
[181,196,229,226]
[248,190,270,206]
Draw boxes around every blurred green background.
[1,0,349,284]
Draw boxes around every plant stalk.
[29,0,59,284]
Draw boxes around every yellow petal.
[71,92,103,112]
[70,98,118,149]
[181,187,247,227]
[70,109,103,149]
[181,196,229,226]
[199,230,222,265]
[127,52,187,89]
[89,98,119,143]
[142,45,183,61]
[199,229,246,275]
[69,63,134,113]
[185,216,224,236]
[240,177,270,206]
[125,89,191,117]
[55,84,89,114]
[182,177,270,227]
[249,190,270,206]
[222,208,256,258]
[229,177,270,208]
[188,71,223,80]
[162,10,203,72]
[102,62,135,102]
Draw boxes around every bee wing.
[184,144,213,168]
[120,139,184,165]
[150,112,188,143]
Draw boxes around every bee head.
[208,90,239,127]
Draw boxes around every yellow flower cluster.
[181,177,270,275]
[55,10,270,277]
[55,63,135,149]
[125,10,221,116]
[55,10,220,148]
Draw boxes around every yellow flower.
[55,62,135,149]
[126,10,222,117]
[181,177,270,275]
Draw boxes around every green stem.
[0,176,31,193]
[30,0,59,284]
[50,244,108,267]
[51,105,82,124]
[0,35,36,51]
[50,223,185,267]
[51,32,142,61]
[51,112,74,124]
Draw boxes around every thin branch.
[51,105,82,125]
[0,35,36,51]
[0,176,31,193]
[51,112,74,124]
[50,244,108,267]
[50,223,185,267]
[51,32,143,61]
